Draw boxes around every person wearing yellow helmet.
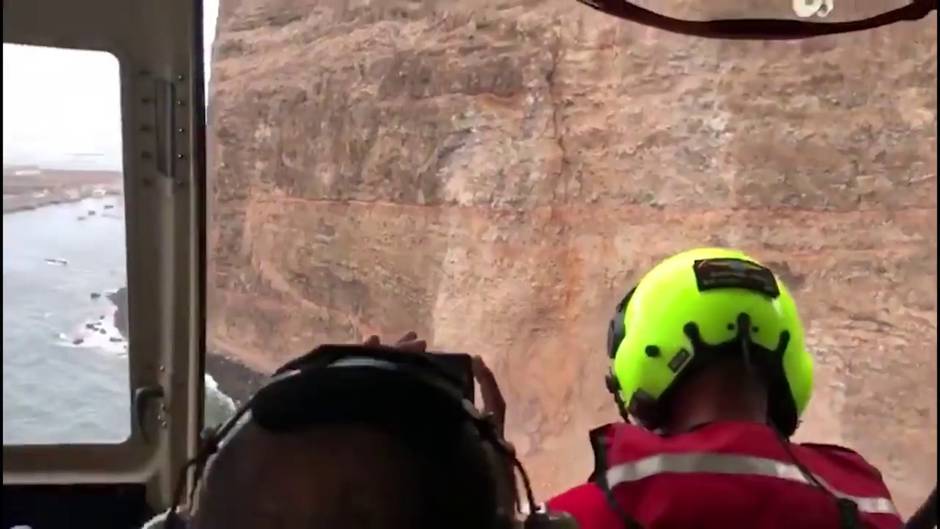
[547,248,903,529]
[606,247,812,436]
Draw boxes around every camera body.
[421,352,475,403]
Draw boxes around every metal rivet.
[176,74,185,81]
[176,99,186,106]
[159,420,168,429]
[177,154,186,160]
[177,127,186,134]
[159,365,165,372]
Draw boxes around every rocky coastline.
[205,351,268,405]
[2,166,267,405]
[106,286,267,405]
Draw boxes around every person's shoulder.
[797,442,887,479]
[798,441,872,461]
[547,482,621,529]
[547,482,604,509]
[547,482,612,517]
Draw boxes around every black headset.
[164,344,577,529]
[604,287,636,424]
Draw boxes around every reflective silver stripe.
[274,358,402,382]
[330,357,401,370]
[605,453,899,516]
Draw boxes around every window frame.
[2,0,207,511]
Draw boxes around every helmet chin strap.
[736,313,756,378]
[732,313,791,434]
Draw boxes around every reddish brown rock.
[208,0,937,515]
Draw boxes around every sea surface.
[2,198,235,445]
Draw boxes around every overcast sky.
[2,0,219,171]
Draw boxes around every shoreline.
[3,168,123,214]
[105,287,267,404]
[4,168,268,405]
[3,189,123,214]
[206,352,268,405]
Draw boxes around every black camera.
[421,352,475,404]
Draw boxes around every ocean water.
[2,198,236,445]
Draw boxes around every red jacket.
[547,421,902,529]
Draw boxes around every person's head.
[605,248,813,436]
[167,345,544,529]
[190,418,508,529]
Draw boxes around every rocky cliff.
[207,0,937,515]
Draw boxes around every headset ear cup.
[606,318,618,359]
[626,389,668,431]
[606,311,624,360]
[607,287,635,359]
[606,286,638,422]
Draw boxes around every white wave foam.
[53,285,237,428]
[204,373,237,428]
[55,305,127,356]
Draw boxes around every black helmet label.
[668,348,691,373]
[693,258,780,298]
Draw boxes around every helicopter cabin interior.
[3,0,207,526]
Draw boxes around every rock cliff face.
[207,0,937,515]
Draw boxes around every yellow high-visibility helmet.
[605,248,813,436]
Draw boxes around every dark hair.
[190,346,519,529]
[193,418,509,529]
[388,420,507,529]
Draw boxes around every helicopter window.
[2,43,131,445]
